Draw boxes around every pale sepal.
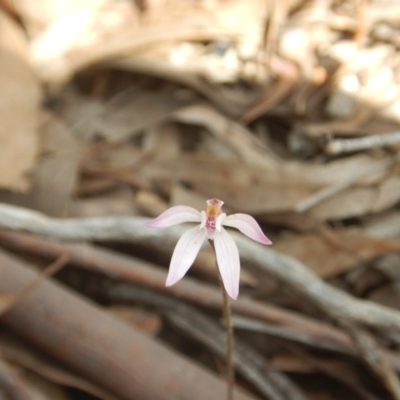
[223,213,272,245]
[166,226,206,286]
[214,227,240,300]
[146,206,201,228]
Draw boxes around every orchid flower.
[146,198,272,300]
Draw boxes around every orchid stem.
[217,266,234,400]
[209,240,234,400]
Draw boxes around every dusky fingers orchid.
[145,198,272,300]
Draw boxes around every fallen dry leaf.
[28,0,270,95]
[172,103,278,168]
[140,152,396,218]
[63,87,193,143]
[0,9,40,191]
[0,113,82,216]
[274,230,399,278]
[306,174,400,221]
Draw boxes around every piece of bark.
[0,356,36,400]
[0,249,256,400]
[0,332,118,400]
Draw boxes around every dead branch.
[234,234,400,338]
[0,229,358,354]
[325,130,400,155]
[0,248,256,400]
[0,333,118,400]
[0,203,149,241]
[3,228,400,381]
[106,286,304,400]
[0,203,400,339]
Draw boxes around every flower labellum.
[145,198,272,300]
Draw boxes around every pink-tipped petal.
[214,228,240,300]
[222,213,272,245]
[166,226,206,286]
[146,206,201,228]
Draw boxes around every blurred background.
[1,0,400,399]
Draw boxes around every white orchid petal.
[223,213,272,245]
[200,210,207,229]
[146,206,201,228]
[216,213,226,232]
[214,227,240,300]
[166,225,206,286]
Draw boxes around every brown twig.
[325,131,400,155]
[0,253,69,316]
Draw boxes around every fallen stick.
[0,331,118,400]
[106,285,307,400]
[0,229,353,349]
[0,205,400,341]
[325,130,400,155]
[3,229,400,375]
[0,248,256,400]
[235,234,400,335]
